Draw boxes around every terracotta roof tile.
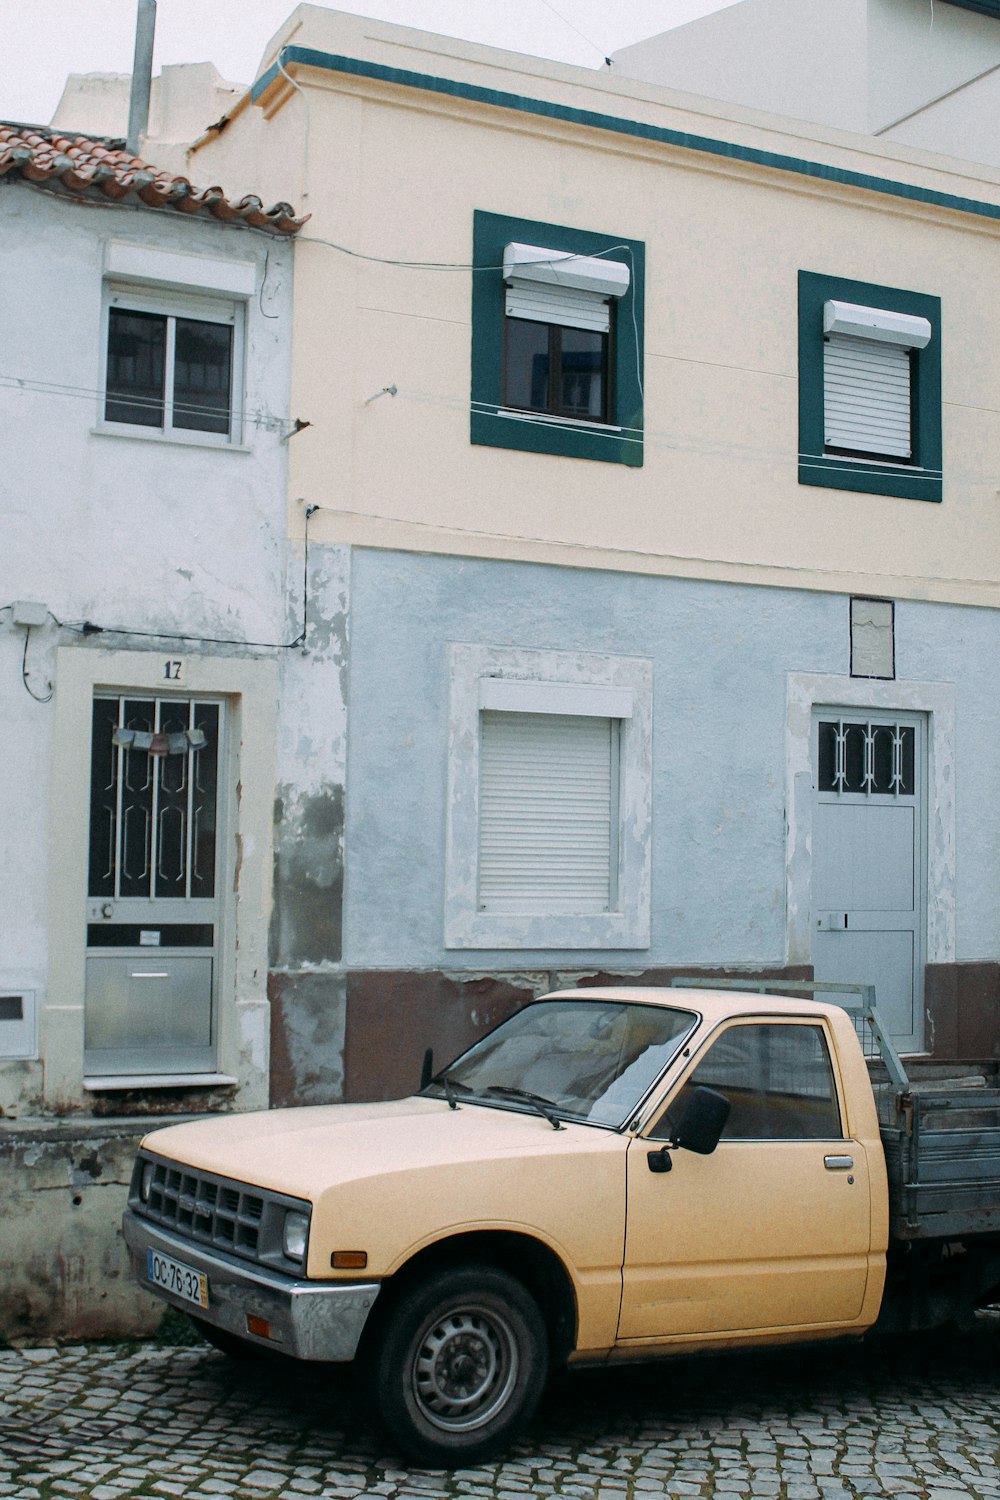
[0,123,307,235]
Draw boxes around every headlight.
[140,1161,155,1202]
[282,1209,309,1262]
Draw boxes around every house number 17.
[163,659,185,683]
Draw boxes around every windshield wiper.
[484,1085,565,1131]
[427,1071,474,1110]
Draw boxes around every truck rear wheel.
[371,1264,548,1466]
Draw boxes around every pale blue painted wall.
[895,600,1000,958]
[342,550,998,970]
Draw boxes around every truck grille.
[129,1152,309,1272]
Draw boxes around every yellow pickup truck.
[122,984,1000,1465]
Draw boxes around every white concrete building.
[0,124,302,1336]
[612,0,1000,167]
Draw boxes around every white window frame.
[99,282,246,447]
[445,644,652,950]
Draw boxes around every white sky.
[0,0,735,126]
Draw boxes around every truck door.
[618,1020,872,1344]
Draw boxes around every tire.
[371,1264,549,1466]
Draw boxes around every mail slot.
[84,956,213,1051]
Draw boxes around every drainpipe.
[125,0,157,156]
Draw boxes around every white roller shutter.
[503,242,630,335]
[505,281,612,333]
[478,711,619,913]
[823,333,913,459]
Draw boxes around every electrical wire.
[534,0,612,64]
[3,370,996,485]
[5,510,314,672]
[0,372,297,436]
[21,627,53,703]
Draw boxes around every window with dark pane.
[106,309,166,426]
[842,723,865,791]
[872,725,895,792]
[191,704,219,897]
[671,1023,842,1141]
[88,698,121,897]
[153,700,192,898]
[559,328,607,420]
[818,718,917,799]
[120,699,156,898]
[87,694,221,903]
[899,726,915,795]
[173,318,232,435]
[817,721,838,791]
[503,319,608,423]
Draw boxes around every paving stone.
[3,1335,1000,1498]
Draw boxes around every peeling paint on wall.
[269,784,345,966]
[0,1119,168,1340]
[268,969,347,1106]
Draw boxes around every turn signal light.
[330,1250,368,1270]
[246,1314,272,1340]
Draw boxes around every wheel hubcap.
[412,1307,519,1432]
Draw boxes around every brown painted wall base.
[289,963,814,1106]
[924,963,1000,1059]
[267,962,1000,1105]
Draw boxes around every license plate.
[146,1248,209,1309]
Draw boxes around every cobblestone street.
[2,1323,999,1499]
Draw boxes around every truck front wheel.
[371,1264,549,1465]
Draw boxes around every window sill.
[472,406,642,466]
[84,1072,239,1091]
[91,425,251,454]
[444,908,650,950]
[497,407,623,435]
[798,451,942,502]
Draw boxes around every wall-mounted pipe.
[126,0,157,156]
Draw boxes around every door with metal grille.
[811,712,925,1052]
[84,694,224,1077]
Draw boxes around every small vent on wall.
[0,990,38,1059]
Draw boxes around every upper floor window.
[472,212,644,467]
[798,271,941,503]
[102,285,244,445]
[500,241,629,424]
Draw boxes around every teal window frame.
[471,210,644,467]
[941,0,1000,17]
[798,270,942,503]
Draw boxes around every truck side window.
[651,1023,843,1141]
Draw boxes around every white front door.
[84,693,224,1076]
[812,712,925,1052]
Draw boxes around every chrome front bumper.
[122,1209,380,1362]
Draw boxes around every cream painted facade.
[194,5,1000,610]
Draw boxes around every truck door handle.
[824,1154,854,1170]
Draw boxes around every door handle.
[824,1154,854,1170]
[129,971,169,980]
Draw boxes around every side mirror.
[673,1085,730,1155]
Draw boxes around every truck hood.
[140,1096,613,1200]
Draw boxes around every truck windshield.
[423,999,698,1129]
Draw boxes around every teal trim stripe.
[254,46,1000,226]
[941,0,1000,17]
